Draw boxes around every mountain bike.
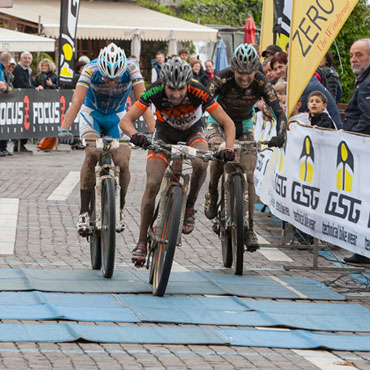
[145,140,214,296]
[83,137,130,278]
[211,140,269,275]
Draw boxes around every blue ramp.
[0,268,344,300]
[0,323,369,350]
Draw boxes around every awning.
[0,27,55,52]
[0,0,218,42]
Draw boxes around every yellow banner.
[287,0,359,117]
[259,0,274,56]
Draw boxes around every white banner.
[253,112,276,197]
[262,123,370,257]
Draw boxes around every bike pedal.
[132,257,146,267]
[246,245,260,252]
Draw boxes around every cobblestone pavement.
[0,144,369,369]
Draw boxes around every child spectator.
[307,91,336,129]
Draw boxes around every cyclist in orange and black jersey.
[120,57,236,266]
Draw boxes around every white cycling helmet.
[160,57,193,88]
[97,43,128,79]
[231,44,259,73]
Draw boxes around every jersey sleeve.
[127,60,144,87]
[77,63,94,89]
[188,82,220,113]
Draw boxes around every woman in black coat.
[35,59,58,89]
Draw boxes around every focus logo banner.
[58,0,81,84]
[265,123,370,258]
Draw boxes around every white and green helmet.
[231,44,259,73]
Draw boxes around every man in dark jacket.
[343,38,370,264]
[343,38,370,135]
[12,51,43,152]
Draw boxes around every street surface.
[0,143,369,370]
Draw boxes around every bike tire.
[220,183,232,268]
[89,191,102,270]
[231,175,244,275]
[152,186,182,296]
[101,178,116,279]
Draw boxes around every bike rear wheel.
[89,191,102,270]
[151,186,182,296]
[220,182,232,268]
[231,175,244,275]
[101,178,116,279]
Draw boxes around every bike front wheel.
[231,175,244,275]
[101,177,116,278]
[151,185,182,296]
[220,183,232,268]
[89,191,102,270]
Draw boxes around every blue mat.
[218,328,370,351]
[0,268,344,300]
[0,323,369,350]
[0,293,368,332]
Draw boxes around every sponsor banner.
[0,89,147,140]
[273,0,291,50]
[259,0,274,54]
[287,0,358,116]
[58,0,81,85]
[253,111,276,197]
[266,123,370,257]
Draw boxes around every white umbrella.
[168,30,177,56]
[130,29,141,59]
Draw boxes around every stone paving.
[0,143,369,369]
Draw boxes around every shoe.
[0,151,6,157]
[132,242,147,267]
[77,212,90,236]
[116,209,125,233]
[2,150,12,156]
[182,207,196,234]
[245,228,260,252]
[343,253,370,264]
[204,192,218,219]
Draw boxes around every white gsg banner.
[261,123,370,258]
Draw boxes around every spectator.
[343,38,370,264]
[270,52,288,81]
[262,57,278,84]
[191,59,210,87]
[35,59,58,89]
[178,47,189,61]
[151,51,165,83]
[0,52,12,157]
[307,91,335,129]
[189,53,198,64]
[13,51,43,153]
[261,44,283,59]
[318,50,342,103]
[299,73,342,129]
[205,59,215,80]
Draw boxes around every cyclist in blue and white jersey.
[58,43,155,235]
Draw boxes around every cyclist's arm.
[132,82,155,134]
[60,85,88,130]
[209,105,235,150]
[120,104,145,136]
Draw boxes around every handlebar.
[82,137,131,152]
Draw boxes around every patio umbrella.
[244,15,256,44]
[130,29,141,59]
[214,38,228,72]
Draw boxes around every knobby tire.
[152,185,182,296]
[220,181,232,268]
[101,178,116,279]
[231,175,244,275]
